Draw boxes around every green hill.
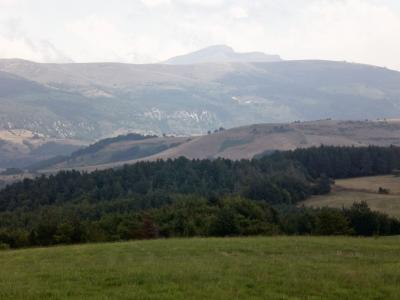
[35,119,400,172]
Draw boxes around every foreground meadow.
[0,236,399,299]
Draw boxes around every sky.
[0,0,400,69]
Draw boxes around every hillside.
[0,129,85,169]
[27,133,186,171]
[1,237,399,300]
[1,57,400,143]
[39,119,400,172]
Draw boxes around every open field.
[302,175,400,218]
[1,236,400,299]
[335,175,400,194]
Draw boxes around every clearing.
[302,175,400,218]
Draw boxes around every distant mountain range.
[164,45,282,64]
[1,45,400,168]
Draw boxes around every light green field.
[302,175,400,218]
[1,236,400,299]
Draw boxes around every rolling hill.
[35,119,400,172]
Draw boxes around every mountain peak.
[164,45,282,65]
[197,45,235,53]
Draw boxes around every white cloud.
[0,18,72,62]
[229,6,248,19]
[0,0,399,69]
[64,14,160,63]
[140,0,170,8]
[276,0,400,68]
[0,0,20,7]
[174,0,225,8]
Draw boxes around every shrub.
[315,209,351,235]
[0,243,10,250]
[378,187,390,194]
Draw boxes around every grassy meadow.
[1,236,400,299]
[302,175,400,218]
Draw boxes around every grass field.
[1,236,400,299]
[302,175,400,218]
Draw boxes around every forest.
[1,145,400,249]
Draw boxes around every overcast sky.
[0,0,400,69]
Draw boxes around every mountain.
[34,119,400,172]
[164,45,282,64]
[1,58,400,147]
[0,70,86,168]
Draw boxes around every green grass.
[302,175,400,218]
[1,236,400,299]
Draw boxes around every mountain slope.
[1,58,400,143]
[0,129,85,168]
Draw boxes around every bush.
[0,243,10,250]
[378,187,390,194]
[315,209,351,235]
[210,207,240,237]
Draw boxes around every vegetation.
[70,133,157,159]
[0,168,24,175]
[108,143,181,164]
[278,145,400,179]
[1,236,400,299]
[0,146,400,249]
[303,175,400,218]
[27,133,158,171]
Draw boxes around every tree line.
[1,197,399,249]
[278,145,400,178]
[0,145,400,249]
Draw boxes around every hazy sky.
[1,0,400,69]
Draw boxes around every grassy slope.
[1,236,400,299]
[302,175,400,218]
